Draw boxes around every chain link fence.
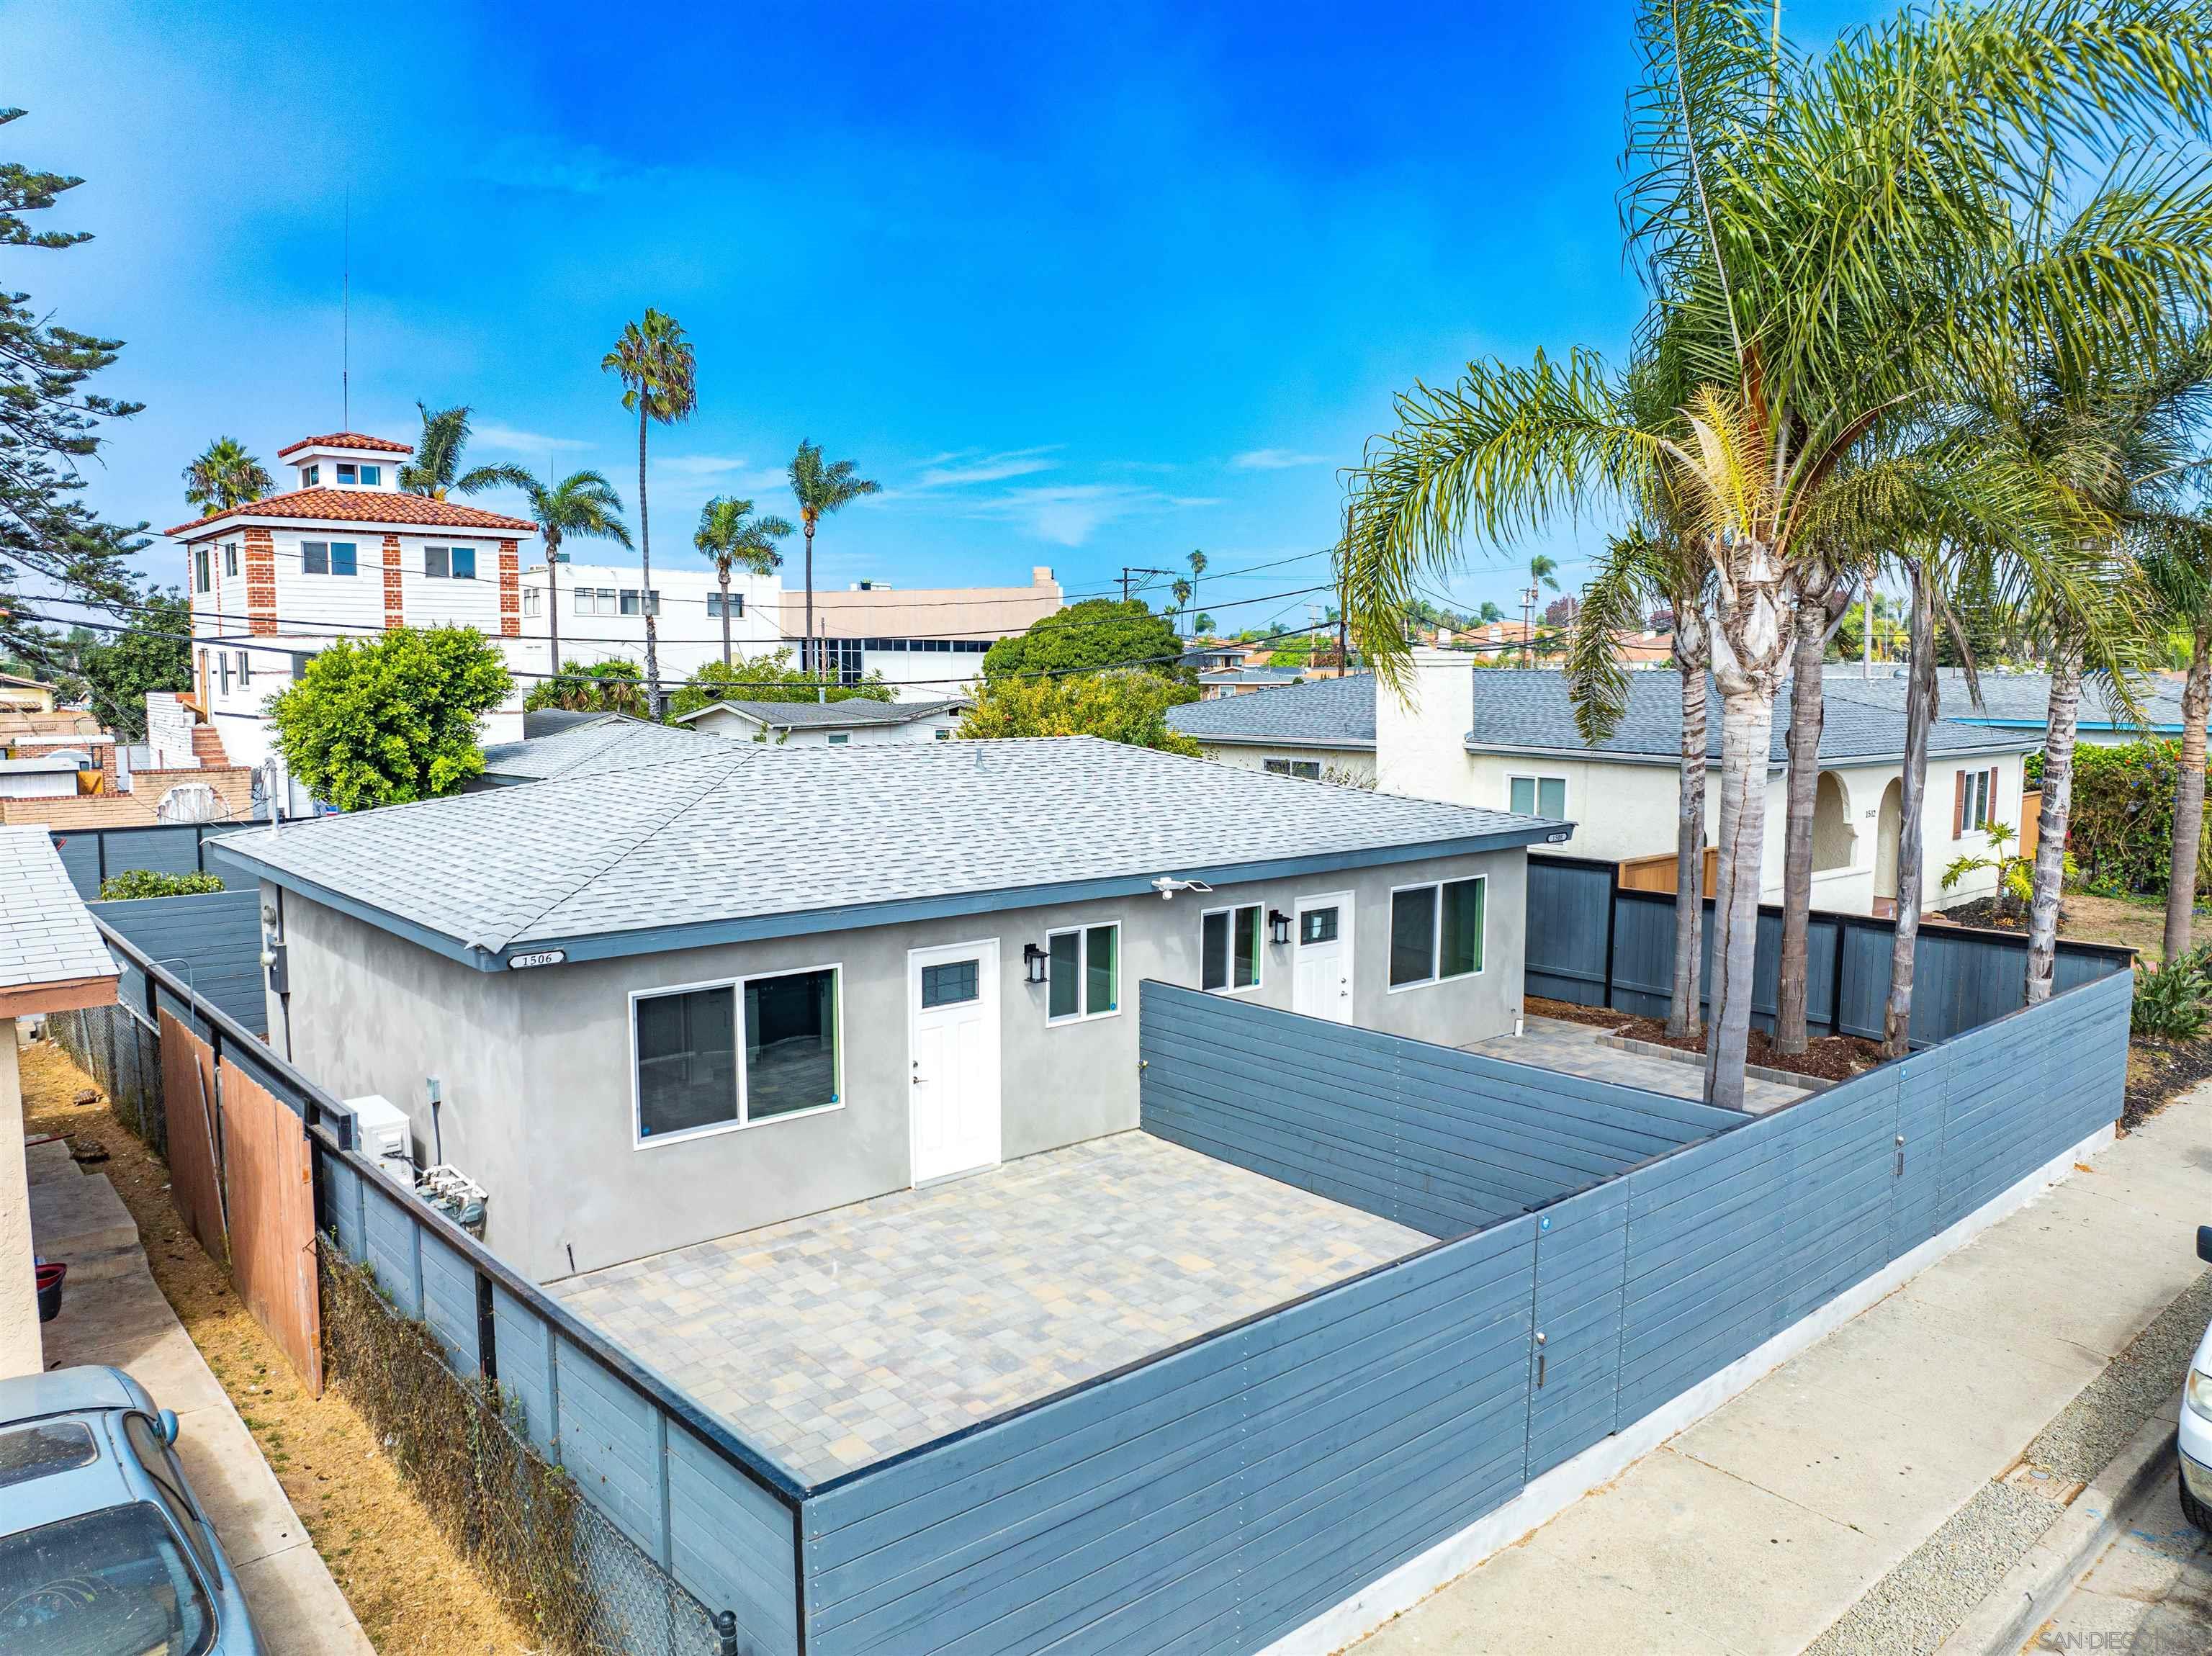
[46,1001,167,1158]
[321,1246,734,1656]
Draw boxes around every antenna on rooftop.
[341,187,351,428]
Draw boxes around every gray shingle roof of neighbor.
[671,697,968,731]
[210,737,1565,971]
[1167,668,2036,764]
[477,715,724,784]
[1815,666,2188,732]
[0,826,120,991]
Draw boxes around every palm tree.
[2146,520,2212,960]
[513,471,631,682]
[398,405,534,499]
[1773,554,1853,1053]
[181,437,271,515]
[602,310,698,711]
[694,496,794,667]
[1338,0,2212,1109]
[1187,549,1208,625]
[786,441,880,678]
[1524,554,1560,664]
[1171,577,1195,629]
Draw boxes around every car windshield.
[0,1502,215,1656]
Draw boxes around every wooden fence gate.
[157,1011,226,1261]
[217,1060,323,1395]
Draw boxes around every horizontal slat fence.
[89,888,266,1035]
[48,822,251,899]
[1527,853,2131,1044]
[795,968,2131,1656]
[1139,984,1737,1236]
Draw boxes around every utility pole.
[1521,584,1540,667]
[1120,567,1175,606]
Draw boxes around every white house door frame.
[908,940,1002,1185]
[1292,891,1356,1022]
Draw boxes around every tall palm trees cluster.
[180,312,880,708]
[1338,0,2212,1110]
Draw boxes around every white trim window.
[523,588,542,618]
[1388,876,1487,990]
[222,543,240,578]
[632,965,842,1145]
[1509,774,1568,819]
[193,546,212,593]
[1200,903,1262,994]
[424,545,477,580]
[1046,922,1120,1024]
[301,541,357,577]
[1264,759,1321,780]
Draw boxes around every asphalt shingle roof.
[213,737,1560,966]
[1814,667,2187,732]
[477,716,726,783]
[1170,669,2033,764]
[0,827,120,991]
[677,698,967,730]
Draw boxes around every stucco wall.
[269,849,1527,1282]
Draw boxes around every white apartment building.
[169,432,539,811]
[784,569,1064,701]
[508,559,786,688]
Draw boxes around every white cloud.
[1231,448,1334,471]
[970,483,1212,547]
[913,447,1060,489]
[472,420,591,455]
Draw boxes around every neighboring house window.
[1201,904,1262,993]
[1047,924,1119,1023]
[523,588,541,617]
[1509,775,1568,818]
[301,541,356,576]
[621,588,642,616]
[1264,759,1321,780]
[633,966,841,1143]
[707,593,744,618]
[222,543,239,577]
[336,464,357,484]
[359,464,381,486]
[575,589,593,616]
[425,546,477,580]
[1388,877,1487,989]
[827,733,850,746]
[301,464,320,486]
[1954,766,1998,838]
[193,546,211,593]
[934,729,951,741]
[219,654,231,695]
[644,589,660,616]
[236,650,251,687]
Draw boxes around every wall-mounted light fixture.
[1267,909,1292,946]
[1023,943,1048,984]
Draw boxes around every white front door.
[1292,892,1354,1022]
[909,940,1002,1184]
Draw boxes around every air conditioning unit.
[344,1094,415,1185]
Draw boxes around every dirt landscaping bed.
[1523,995,1884,1083]
[2124,1036,2212,1132]
[21,1038,534,1656]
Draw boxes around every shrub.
[2132,949,2212,1041]
[97,869,225,901]
[2061,740,2212,898]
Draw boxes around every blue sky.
[12,0,1883,637]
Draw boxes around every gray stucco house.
[212,737,1564,1282]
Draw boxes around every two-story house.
[167,433,539,811]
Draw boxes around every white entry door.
[1292,892,1355,1022]
[909,940,1002,1184]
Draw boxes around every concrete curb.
[1933,1392,2183,1656]
[1593,1030,1838,1092]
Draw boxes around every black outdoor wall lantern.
[1023,942,1049,984]
[1268,909,1292,946]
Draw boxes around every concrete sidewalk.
[30,1135,374,1656]
[1349,1084,2212,1656]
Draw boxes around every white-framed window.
[1509,775,1568,818]
[707,592,744,618]
[301,541,356,577]
[193,546,211,593]
[1200,903,1262,993]
[359,464,381,486]
[826,732,850,747]
[1953,766,1999,839]
[424,545,477,580]
[222,543,239,577]
[1388,876,1487,990]
[1264,759,1321,780]
[336,463,357,485]
[218,653,232,696]
[235,650,251,688]
[631,965,842,1146]
[301,464,320,487]
[1046,923,1119,1024]
[618,588,661,617]
[933,729,951,741]
[523,588,541,618]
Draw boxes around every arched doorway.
[1873,778,1902,914]
[1813,773,1856,871]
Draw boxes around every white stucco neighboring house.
[1170,651,2036,915]
[673,697,969,747]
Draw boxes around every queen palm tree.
[1187,549,1208,626]
[602,310,698,711]
[694,496,794,667]
[513,471,631,688]
[181,437,271,515]
[787,441,879,678]
[1339,0,2212,1108]
[398,405,533,499]
[1524,554,1561,663]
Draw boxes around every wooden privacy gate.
[220,1061,323,1395]
[158,1011,225,1261]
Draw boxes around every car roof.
[0,1414,146,1534]
[0,1364,148,1422]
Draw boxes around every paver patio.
[551,1130,1428,1482]
[1463,1014,1807,1113]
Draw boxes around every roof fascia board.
[224,824,1563,973]
[1182,732,1377,753]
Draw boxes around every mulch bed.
[2123,1037,2212,1131]
[1522,995,1884,1083]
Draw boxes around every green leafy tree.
[181,437,271,516]
[787,441,880,676]
[0,108,148,670]
[694,497,793,666]
[523,657,647,716]
[665,651,892,719]
[268,626,513,810]
[1192,611,1215,634]
[398,405,534,499]
[958,670,1202,755]
[604,310,698,711]
[98,869,224,901]
[75,590,192,739]
[982,598,1187,683]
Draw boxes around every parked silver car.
[0,1364,261,1654]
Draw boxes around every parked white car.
[2183,1226,2212,1531]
